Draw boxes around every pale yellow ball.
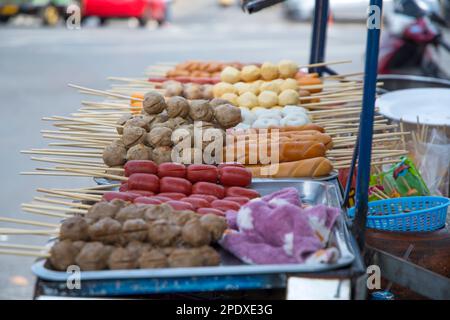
[241,65,261,82]
[237,92,258,108]
[221,93,239,106]
[260,62,279,81]
[258,91,279,108]
[234,82,249,95]
[213,82,237,98]
[221,66,241,84]
[260,80,282,94]
[278,60,299,79]
[278,89,299,106]
[280,78,299,91]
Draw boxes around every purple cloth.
[220,187,340,265]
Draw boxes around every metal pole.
[352,0,383,250]
[309,0,329,75]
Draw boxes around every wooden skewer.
[21,204,87,214]
[62,168,128,181]
[21,207,72,219]
[0,249,49,258]
[21,150,102,158]
[37,188,101,202]
[33,197,92,209]
[0,228,59,236]
[48,143,105,149]
[68,83,144,102]
[30,156,104,166]
[299,59,352,69]
[0,216,59,228]
[20,172,94,177]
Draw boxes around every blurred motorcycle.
[379,0,450,79]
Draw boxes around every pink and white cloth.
[220,187,340,265]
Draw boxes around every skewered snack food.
[189,100,214,122]
[167,248,204,267]
[152,146,173,164]
[181,219,212,247]
[241,65,261,82]
[237,92,258,108]
[103,139,127,167]
[146,127,173,147]
[166,96,190,118]
[49,240,80,271]
[88,217,122,244]
[220,93,239,106]
[108,247,138,270]
[213,104,242,129]
[122,126,147,148]
[86,200,126,221]
[60,216,89,241]
[202,84,214,100]
[138,248,168,268]
[116,114,133,135]
[163,80,184,97]
[213,82,237,98]
[147,220,181,247]
[199,214,228,241]
[126,143,153,161]
[183,83,204,100]
[210,98,233,108]
[278,60,299,79]
[143,92,167,115]
[75,242,114,271]
[260,61,279,81]
[121,219,148,243]
[278,89,299,106]
[220,66,241,84]
[258,91,279,108]
[124,116,151,132]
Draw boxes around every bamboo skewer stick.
[0,228,59,236]
[33,197,92,209]
[0,217,59,228]
[21,207,72,219]
[21,204,87,214]
[68,83,144,102]
[37,188,101,202]
[0,243,48,251]
[0,249,49,258]
[30,157,104,166]
[62,168,128,181]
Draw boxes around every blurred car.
[81,0,169,26]
[283,0,393,21]
[0,0,71,25]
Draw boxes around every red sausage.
[157,162,187,179]
[128,190,155,197]
[152,196,172,203]
[218,162,245,169]
[134,197,163,205]
[102,192,140,202]
[211,199,240,212]
[124,160,158,177]
[119,183,129,192]
[128,173,160,193]
[225,187,260,199]
[186,164,218,183]
[192,182,225,199]
[219,166,252,187]
[160,177,192,195]
[181,197,210,210]
[197,208,225,216]
[157,192,186,201]
[188,194,218,203]
[166,200,195,211]
[223,196,250,205]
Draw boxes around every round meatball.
[261,62,279,81]
[220,93,239,106]
[181,219,211,247]
[60,216,89,241]
[163,81,184,97]
[116,114,133,135]
[202,84,214,100]
[146,127,173,147]
[115,204,147,222]
[126,241,152,259]
[183,83,204,100]
[241,65,261,82]
[237,92,258,109]
[197,245,221,266]
[143,204,173,222]
[214,104,242,129]
[260,81,282,94]
[200,214,227,241]
[49,240,80,271]
[152,146,173,164]
[189,100,214,122]
[75,242,113,271]
[278,60,299,79]
[122,126,147,148]
[86,201,124,221]
[124,116,150,132]
[126,143,153,161]
[210,98,232,108]
[220,66,241,84]
[138,249,168,269]
[88,217,122,244]
[168,248,204,268]
[166,96,190,118]
[169,210,199,226]
[121,218,148,243]
[280,78,298,91]
[143,91,166,115]
[108,247,138,270]
[103,140,127,167]
[147,221,181,247]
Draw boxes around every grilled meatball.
[86,201,123,221]
[166,96,190,118]
[147,221,180,247]
[75,242,113,271]
[189,100,214,122]
[108,247,137,270]
[181,219,211,247]
[168,248,204,268]
[214,104,242,129]
[121,218,148,243]
[116,114,133,135]
[49,240,80,271]
[138,248,168,269]
[152,146,173,165]
[200,214,227,242]
[122,126,147,148]
[198,246,221,266]
[103,140,127,167]
[143,92,166,114]
[88,217,122,244]
[60,216,89,241]
[146,127,173,147]
[126,143,153,161]
[115,204,147,222]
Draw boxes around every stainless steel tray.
[32,180,354,281]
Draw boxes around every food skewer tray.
[32,180,354,282]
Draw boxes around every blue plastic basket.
[348,196,449,232]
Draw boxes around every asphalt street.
[0,0,448,299]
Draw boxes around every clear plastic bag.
[415,128,450,197]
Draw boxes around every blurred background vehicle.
[81,0,169,27]
[0,0,71,25]
[282,0,393,21]
[380,0,450,78]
